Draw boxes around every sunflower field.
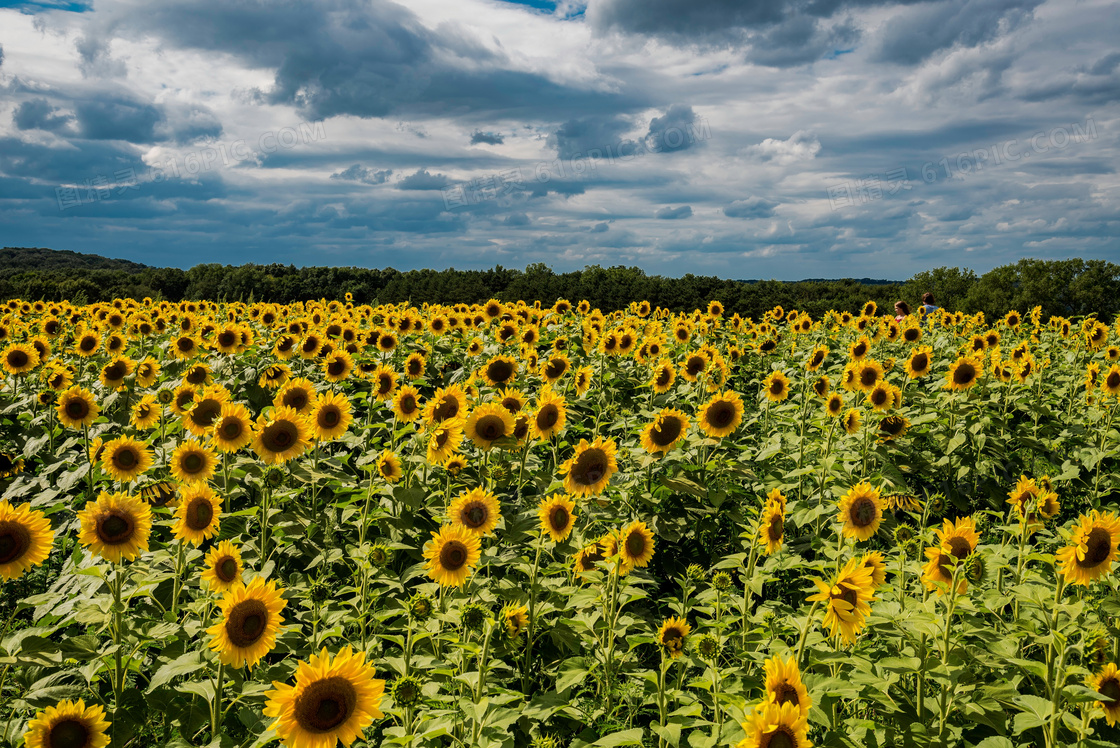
[1,296,1119,748]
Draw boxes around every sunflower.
[98,357,134,390]
[2,343,39,376]
[1006,475,1060,529]
[207,576,287,669]
[560,437,618,498]
[259,364,291,390]
[497,387,526,414]
[275,378,317,414]
[426,417,465,465]
[174,484,222,546]
[100,436,153,483]
[1103,365,1120,397]
[921,516,980,594]
[74,330,101,357]
[651,359,676,393]
[501,603,530,640]
[541,354,570,384]
[130,394,161,430]
[837,482,883,541]
[866,382,894,412]
[537,494,577,542]
[681,351,709,382]
[465,402,516,450]
[182,384,229,437]
[698,391,744,438]
[0,451,24,479]
[481,355,518,387]
[843,408,861,435]
[77,491,152,563]
[56,386,100,429]
[848,336,871,361]
[170,439,218,484]
[392,385,423,423]
[211,402,254,452]
[22,699,110,748]
[805,556,876,645]
[377,450,403,483]
[854,359,884,392]
[425,384,468,423]
[574,365,593,397]
[0,501,53,580]
[861,551,887,589]
[945,355,983,391]
[737,700,811,748]
[423,524,482,587]
[448,488,501,536]
[618,520,655,569]
[805,345,828,372]
[201,539,244,593]
[253,407,311,465]
[761,370,791,403]
[657,616,690,659]
[759,501,785,556]
[763,656,811,716]
[1087,662,1120,726]
[1056,510,1120,586]
[322,349,354,383]
[530,389,567,441]
[310,391,352,442]
[820,393,843,418]
[170,384,197,417]
[640,408,690,455]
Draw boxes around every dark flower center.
[624,530,646,559]
[226,599,269,648]
[440,540,468,570]
[768,516,783,542]
[650,416,683,446]
[46,718,90,748]
[283,390,309,411]
[182,453,204,473]
[113,448,138,469]
[192,400,221,427]
[1099,677,1120,707]
[96,511,134,545]
[217,557,238,582]
[263,422,297,452]
[65,400,89,420]
[399,395,417,414]
[461,503,488,528]
[220,420,243,440]
[706,402,734,428]
[0,520,31,565]
[477,415,506,441]
[186,498,214,531]
[549,506,569,531]
[536,405,559,431]
[487,360,514,383]
[572,449,607,485]
[849,498,876,527]
[859,367,878,387]
[773,681,800,707]
[318,408,341,429]
[953,363,977,385]
[1080,527,1112,568]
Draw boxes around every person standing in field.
[920,293,938,315]
[894,301,910,322]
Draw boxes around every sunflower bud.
[265,468,284,488]
[390,674,423,708]
[894,524,915,545]
[157,387,174,405]
[460,602,488,632]
[686,563,706,581]
[408,592,433,622]
[531,736,559,748]
[369,543,391,567]
[965,553,985,584]
[711,571,733,591]
[696,633,722,660]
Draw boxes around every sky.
[0,0,1117,280]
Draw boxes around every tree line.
[1,248,1117,321]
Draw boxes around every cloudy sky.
[0,0,1117,279]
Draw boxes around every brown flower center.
[220,419,243,440]
[536,405,559,431]
[768,515,783,542]
[65,399,90,421]
[262,421,297,452]
[1099,677,1120,707]
[650,416,683,447]
[460,502,488,529]
[186,498,214,531]
[282,389,309,411]
[226,599,269,648]
[398,395,417,414]
[548,505,569,531]
[192,400,222,427]
[217,557,238,582]
[849,497,876,527]
[624,530,646,559]
[318,407,341,429]
[706,402,734,428]
[113,447,138,470]
[46,718,90,748]
[439,540,468,570]
[953,362,977,385]
[772,681,800,707]
[476,415,507,441]
[486,359,514,384]
[181,453,205,473]
[0,520,31,565]
[1080,527,1112,568]
[572,449,608,485]
[96,510,135,545]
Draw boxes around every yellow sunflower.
[1006,475,1060,529]
[843,408,861,435]
[23,699,110,748]
[657,616,691,659]
[448,488,501,536]
[806,345,828,372]
[207,576,287,669]
[640,408,690,455]
[737,700,811,748]
[310,391,352,442]
[825,393,844,417]
[322,349,354,383]
[806,556,876,645]
[537,494,577,542]
[698,390,744,438]
[422,524,482,587]
[759,501,785,556]
[173,483,222,546]
[259,363,291,390]
[530,389,567,441]
[861,551,887,589]
[131,394,161,430]
[618,520,655,569]
[1056,510,1120,586]
[211,402,255,452]
[183,384,230,437]
[252,407,311,465]
[922,516,980,595]
[945,355,983,391]
[854,359,884,392]
[2,343,39,376]
[100,436,153,484]
[651,359,676,393]
[56,386,100,429]
[560,437,618,498]
[0,452,25,480]
[574,365,593,397]
[425,384,468,423]
[377,450,403,483]
[465,402,516,450]
[501,603,530,640]
[170,439,218,484]
[77,491,152,563]
[200,539,243,593]
[274,378,317,414]
[837,482,883,541]
[392,385,423,423]
[426,417,465,465]
[481,355,518,387]
[1087,662,1120,726]
[763,655,811,716]
[762,370,791,402]
[0,500,54,580]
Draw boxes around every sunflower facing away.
[837,482,883,541]
[253,407,311,465]
[922,516,980,595]
[806,556,877,645]
[263,646,385,748]
[200,539,243,593]
[763,656,811,716]
[698,390,744,438]
[448,488,501,536]
[207,576,287,669]
[423,524,482,587]
[640,408,690,455]
[1087,662,1120,726]
[560,437,618,498]
[0,500,53,580]
[23,699,110,748]
[618,520,655,570]
[174,483,222,545]
[538,494,577,542]
[1056,510,1120,586]
[78,491,153,563]
[736,700,812,748]
[657,616,691,659]
[100,436,153,484]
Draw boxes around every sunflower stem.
[520,538,544,694]
[171,539,186,617]
[210,660,224,741]
[111,560,125,745]
[794,600,821,668]
[656,655,669,748]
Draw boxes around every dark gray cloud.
[724,197,778,218]
[655,205,692,219]
[330,164,394,184]
[870,0,1044,65]
[470,130,505,145]
[645,105,701,152]
[397,169,451,190]
[549,115,635,159]
[504,212,530,226]
[13,98,75,132]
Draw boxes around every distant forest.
[2,247,1118,321]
